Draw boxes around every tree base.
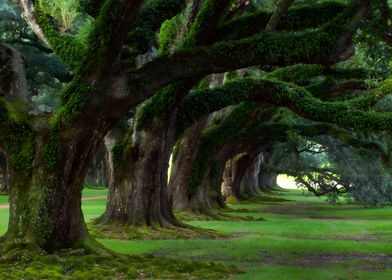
[0,237,239,279]
[175,208,261,222]
[89,221,228,240]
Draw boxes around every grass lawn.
[1,188,392,279]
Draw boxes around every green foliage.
[158,13,184,54]
[40,0,81,32]
[208,28,337,69]
[181,0,228,47]
[267,64,325,83]
[56,82,95,124]
[35,2,87,69]
[79,0,105,18]
[136,83,184,128]
[178,80,259,132]
[0,100,35,176]
[127,0,186,54]
[216,1,346,40]
[43,129,60,170]
[188,103,256,194]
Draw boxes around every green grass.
[2,188,392,279]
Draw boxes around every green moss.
[136,83,182,128]
[215,2,346,40]
[180,0,227,47]
[188,103,257,194]
[89,222,228,240]
[35,2,87,69]
[0,100,35,176]
[42,129,60,170]
[79,0,105,18]
[159,15,181,54]
[139,0,231,127]
[127,0,186,54]
[0,252,238,279]
[55,82,96,124]
[267,64,325,83]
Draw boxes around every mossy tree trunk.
[169,118,207,211]
[258,170,278,192]
[221,154,252,201]
[0,153,8,192]
[258,152,279,192]
[100,116,179,227]
[188,161,226,212]
[3,124,105,254]
[188,143,237,212]
[243,154,262,196]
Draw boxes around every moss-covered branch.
[177,77,392,133]
[135,7,368,100]
[20,0,86,69]
[127,0,186,54]
[135,0,232,128]
[215,1,347,40]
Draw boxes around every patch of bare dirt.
[263,203,343,220]
[260,250,392,271]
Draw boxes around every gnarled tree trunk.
[258,170,278,192]
[221,154,252,201]
[3,125,105,254]
[243,154,262,196]
[0,153,8,192]
[100,116,179,227]
[188,160,226,212]
[170,118,207,211]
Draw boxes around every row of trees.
[1,0,392,258]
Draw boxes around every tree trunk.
[188,161,226,212]
[259,170,278,192]
[221,159,234,201]
[189,164,226,214]
[221,154,252,201]
[100,116,179,227]
[3,128,103,254]
[243,154,262,196]
[0,153,8,192]
[169,117,207,211]
[231,154,252,200]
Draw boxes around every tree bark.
[258,170,278,192]
[243,154,262,196]
[0,153,8,192]
[265,0,295,31]
[188,142,238,212]
[3,126,104,254]
[169,117,207,211]
[100,116,179,227]
[221,154,252,201]
[188,160,226,212]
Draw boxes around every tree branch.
[265,0,295,31]
[18,0,49,46]
[177,78,392,132]
[0,43,29,103]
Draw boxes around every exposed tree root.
[89,221,228,240]
[175,208,264,222]
[227,193,291,204]
[0,237,239,279]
